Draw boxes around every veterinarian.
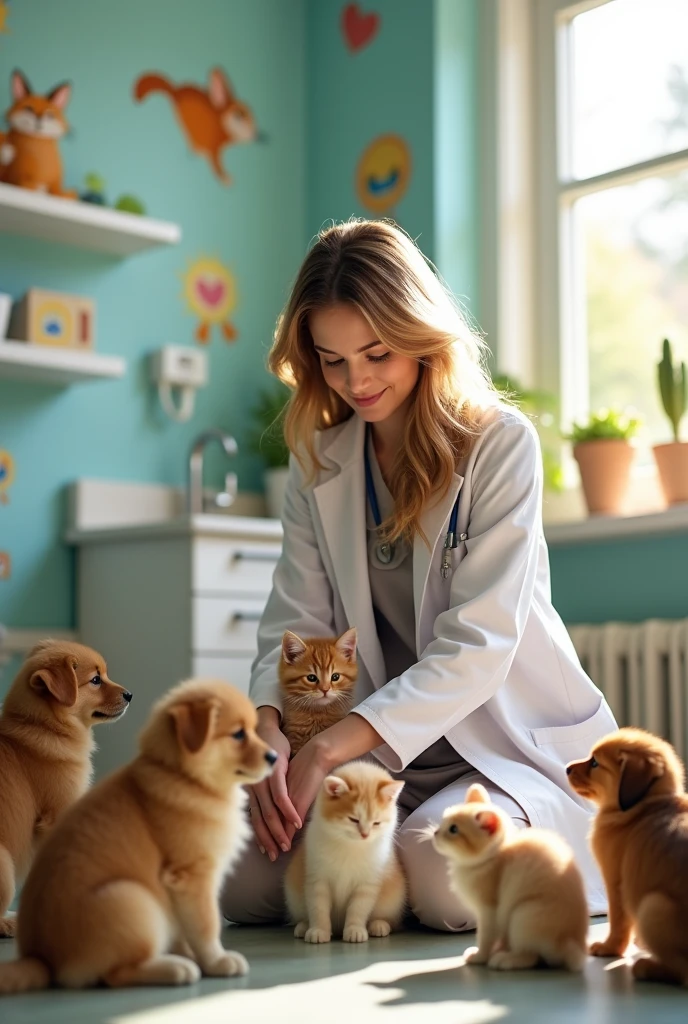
[222,219,617,930]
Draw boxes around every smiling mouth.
[92,708,128,720]
[351,390,386,407]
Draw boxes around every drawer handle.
[232,547,281,564]
[231,610,263,623]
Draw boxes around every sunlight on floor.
[112,955,508,1024]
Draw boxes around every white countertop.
[65,513,284,545]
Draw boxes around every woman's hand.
[248,707,302,861]
[284,739,331,844]
[284,712,385,844]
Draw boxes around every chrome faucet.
[188,429,238,515]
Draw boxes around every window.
[537,0,688,459]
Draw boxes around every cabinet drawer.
[192,655,253,694]
[193,538,281,595]
[193,596,265,653]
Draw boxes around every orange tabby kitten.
[432,784,588,971]
[285,761,406,943]
[279,628,357,756]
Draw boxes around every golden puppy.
[0,639,131,937]
[567,727,688,986]
[0,678,276,992]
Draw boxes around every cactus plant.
[657,338,687,443]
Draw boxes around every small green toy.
[114,194,146,216]
[81,172,107,205]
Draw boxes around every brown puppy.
[0,640,131,937]
[567,727,688,986]
[0,678,276,993]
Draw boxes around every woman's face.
[310,304,419,427]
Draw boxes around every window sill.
[544,500,688,547]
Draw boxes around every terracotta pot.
[652,441,688,505]
[573,439,634,515]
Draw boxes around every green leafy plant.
[564,408,641,444]
[492,373,564,491]
[247,382,291,468]
[657,337,687,442]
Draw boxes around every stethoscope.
[364,427,464,579]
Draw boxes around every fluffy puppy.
[567,727,688,986]
[0,678,276,993]
[0,639,131,936]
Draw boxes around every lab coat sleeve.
[249,453,336,713]
[354,414,543,770]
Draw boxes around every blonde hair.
[269,218,498,544]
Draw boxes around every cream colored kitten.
[285,761,406,943]
[432,784,588,971]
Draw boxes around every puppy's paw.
[464,946,489,965]
[589,939,623,958]
[304,927,331,944]
[204,950,249,977]
[0,914,16,938]
[294,921,307,939]
[343,924,368,943]
[368,919,391,938]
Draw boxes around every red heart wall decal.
[196,279,225,307]
[342,3,380,52]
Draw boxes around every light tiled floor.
[0,920,686,1023]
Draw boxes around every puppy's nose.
[265,750,278,765]
[123,691,133,703]
[565,764,573,775]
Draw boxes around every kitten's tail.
[0,957,51,994]
[134,73,176,103]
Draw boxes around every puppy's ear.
[169,699,219,754]
[618,751,664,811]
[29,657,78,707]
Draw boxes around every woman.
[222,219,615,930]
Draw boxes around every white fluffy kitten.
[432,783,588,971]
[285,761,407,943]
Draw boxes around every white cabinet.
[74,518,282,779]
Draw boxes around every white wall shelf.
[0,182,181,256]
[0,341,125,385]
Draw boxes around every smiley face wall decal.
[355,134,412,215]
[0,450,15,504]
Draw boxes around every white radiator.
[568,619,688,761]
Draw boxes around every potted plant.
[248,382,291,518]
[565,408,640,516]
[652,338,688,505]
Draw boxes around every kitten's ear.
[323,775,349,798]
[335,627,357,663]
[378,780,404,804]
[465,783,490,805]
[282,630,307,664]
[476,810,500,836]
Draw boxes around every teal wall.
[305,0,479,307]
[550,536,688,625]
[0,0,306,635]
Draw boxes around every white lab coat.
[250,406,615,911]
